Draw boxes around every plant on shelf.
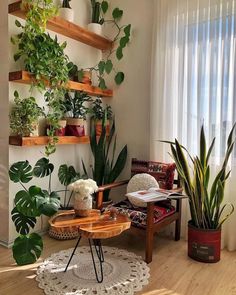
[63,91,92,136]
[58,164,81,209]
[10,91,44,137]
[162,124,235,263]
[11,0,70,156]
[88,1,131,89]
[83,114,127,203]
[10,157,60,265]
[62,0,72,8]
[59,0,74,22]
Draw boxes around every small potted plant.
[88,0,108,35]
[163,124,235,263]
[10,91,44,137]
[90,98,113,136]
[69,179,98,217]
[67,62,92,85]
[59,0,74,22]
[64,91,92,136]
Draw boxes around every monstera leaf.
[38,191,60,217]
[12,233,43,265]
[15,186,43,217]
[9,161,33,183]
[58,164,79,186]
[33,157,54,178]
[11,207,37,235]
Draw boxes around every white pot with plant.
[88,0,108,35]
[10,91,44,137]
[59,0,74,22]
[69,179,98,217]
[63,91,91,136]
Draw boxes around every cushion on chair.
[126,173,159,207]
[131,158,176,190]
[113,199,176,229]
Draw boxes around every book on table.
[126,188,186,203]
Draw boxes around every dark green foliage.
[33,158,54,178]
[12,233,43,265]
[9,161,33,183]
[62,0,71,9]
[90,98,113,121]
[11,207,36,235]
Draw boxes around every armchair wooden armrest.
[96,180,129,209]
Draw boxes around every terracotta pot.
[95,120,110,136]
[188,221,221,263]
[65,118,86,137]
[59,8,74,22]
[79,70,92,85]
[87,23,103,36]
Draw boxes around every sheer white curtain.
[150,0,236,250]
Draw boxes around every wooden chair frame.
[95,179,182,264]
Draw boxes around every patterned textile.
[131,158,176,190]
[113,199,175,229]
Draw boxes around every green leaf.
[108,145,128,183]
[99,77,107,89]
[115,72,124,85]
[200,126,206,168]
[119,36,129,48]
[33,157,54,178]
[15,187,43,217]
[77,69,84,82]
[9,161,33,183]
[112,8,123,19]
[58,164,78,186]
[101,1,108,13]
[12,233,43,265]
[105,60,113,74]
[116,46,123,60]
[38,191,60,217]
[98,61,105,75]
[124,24,131,37]
[15,19,22,28]
[11,207,36,235]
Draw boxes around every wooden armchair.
[95,158,182,264]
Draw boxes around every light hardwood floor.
[1,231,236,295]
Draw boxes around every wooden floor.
[1,231,236,295]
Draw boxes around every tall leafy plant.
[10,158,60,265]
[163,125,235,229]
[83,115,127,201]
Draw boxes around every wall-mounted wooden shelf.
[8,1,113,51]
[9,136,90,146]
[9,71,113,97]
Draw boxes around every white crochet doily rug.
[36,246,150,295]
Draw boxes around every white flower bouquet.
[69,179,98,200]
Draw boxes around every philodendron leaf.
[98,61,106,76]
[116,47,123,60]
[101,1,108,13]
[58,164,78,186]
[112,8,123,19]
[38,191,60,217]
[11,207,37,235]
[15,186,43,217]
[33,157,54,178]
[105,60,113,74]
[9,161,33,183]
[120,36,129,48]
[124,24,131,37]
[99,77,107,89]
[12,233,43,265]
[115,72,125,85]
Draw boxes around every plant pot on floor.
[188,221,221,263]
[87,23,103,36]
[59,8,74,22]
[66,118,86,137]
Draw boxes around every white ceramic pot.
[30,122,39,137]
[74,193,93,217]
[59,8,74,22]
[87,23,103,36]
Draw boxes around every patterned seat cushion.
[113,199,176,229]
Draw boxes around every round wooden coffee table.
[60,210,131,283]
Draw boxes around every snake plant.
[163,124,235,229]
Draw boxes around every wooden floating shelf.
[9,136,90,146]
[8,1,113,50]
[9,71,113,97]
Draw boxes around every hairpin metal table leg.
[64,236,82,272]
[89,239,104,283]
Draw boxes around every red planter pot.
[65,118,86,137]
[188,221,221,263]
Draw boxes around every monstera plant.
[10,157,60,265]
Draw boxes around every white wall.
[0,0,154,245]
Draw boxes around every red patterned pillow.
[131,158,176,190]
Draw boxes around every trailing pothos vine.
[11,0,70,156]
